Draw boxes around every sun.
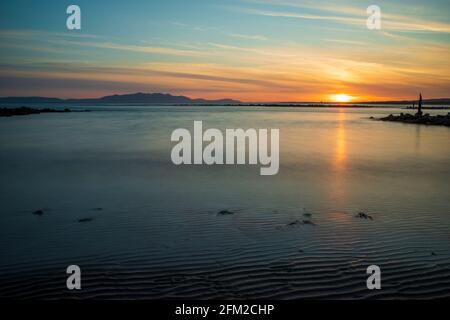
[332,94,353,103]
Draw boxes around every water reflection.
[329,110,348,207]
[415,125,422,154]
[334,110,347,171]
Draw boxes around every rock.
[217,210,234,215]
[378,112,450,127]
[33,210,44,216]
[287,219,316,226]
[0,107,72,117]
[78,217,94,223]
[302,220,316,226]
[355,212,373,220]
[287,220,301,226]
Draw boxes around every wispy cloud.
[0,29,102,40]
[3,33,448,102]
[65,40,210,57]
[0,29,211,58]
[226,33,268,41]
[233,1,450,33]
[238,7,363,25]
[323,39,367,46]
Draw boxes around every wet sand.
[0,106,449,299]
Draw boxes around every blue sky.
[0,0,449,101]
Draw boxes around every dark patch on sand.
[286,219,316,227]
[355,212,373,220]
[217,210,234,216]
[32,210,44,216]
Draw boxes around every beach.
[0,105,449,299]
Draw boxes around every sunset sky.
[0,0,449,102]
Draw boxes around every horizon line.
[1,92,449,104]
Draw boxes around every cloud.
[323,39,367,45]
[1,22,449,102]
[0,29,211,58]
[233,1,450,33]
[63,40,211,57]
[238,8,363,25]
[226,33,268,41]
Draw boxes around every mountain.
[0,92,241,105]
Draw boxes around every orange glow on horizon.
[331,94,354,103]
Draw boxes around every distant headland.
[0,93,240,105]
[1,93,450,107]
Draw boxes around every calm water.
[0,106,449,299]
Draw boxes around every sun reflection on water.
[328,110,348,208]
[334,110,347,171]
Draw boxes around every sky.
[0,0,449,102]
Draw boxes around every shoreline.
[175,103,450,109]
[0,107,89,117]
[375,112,450,127]
[2,102,450,109]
